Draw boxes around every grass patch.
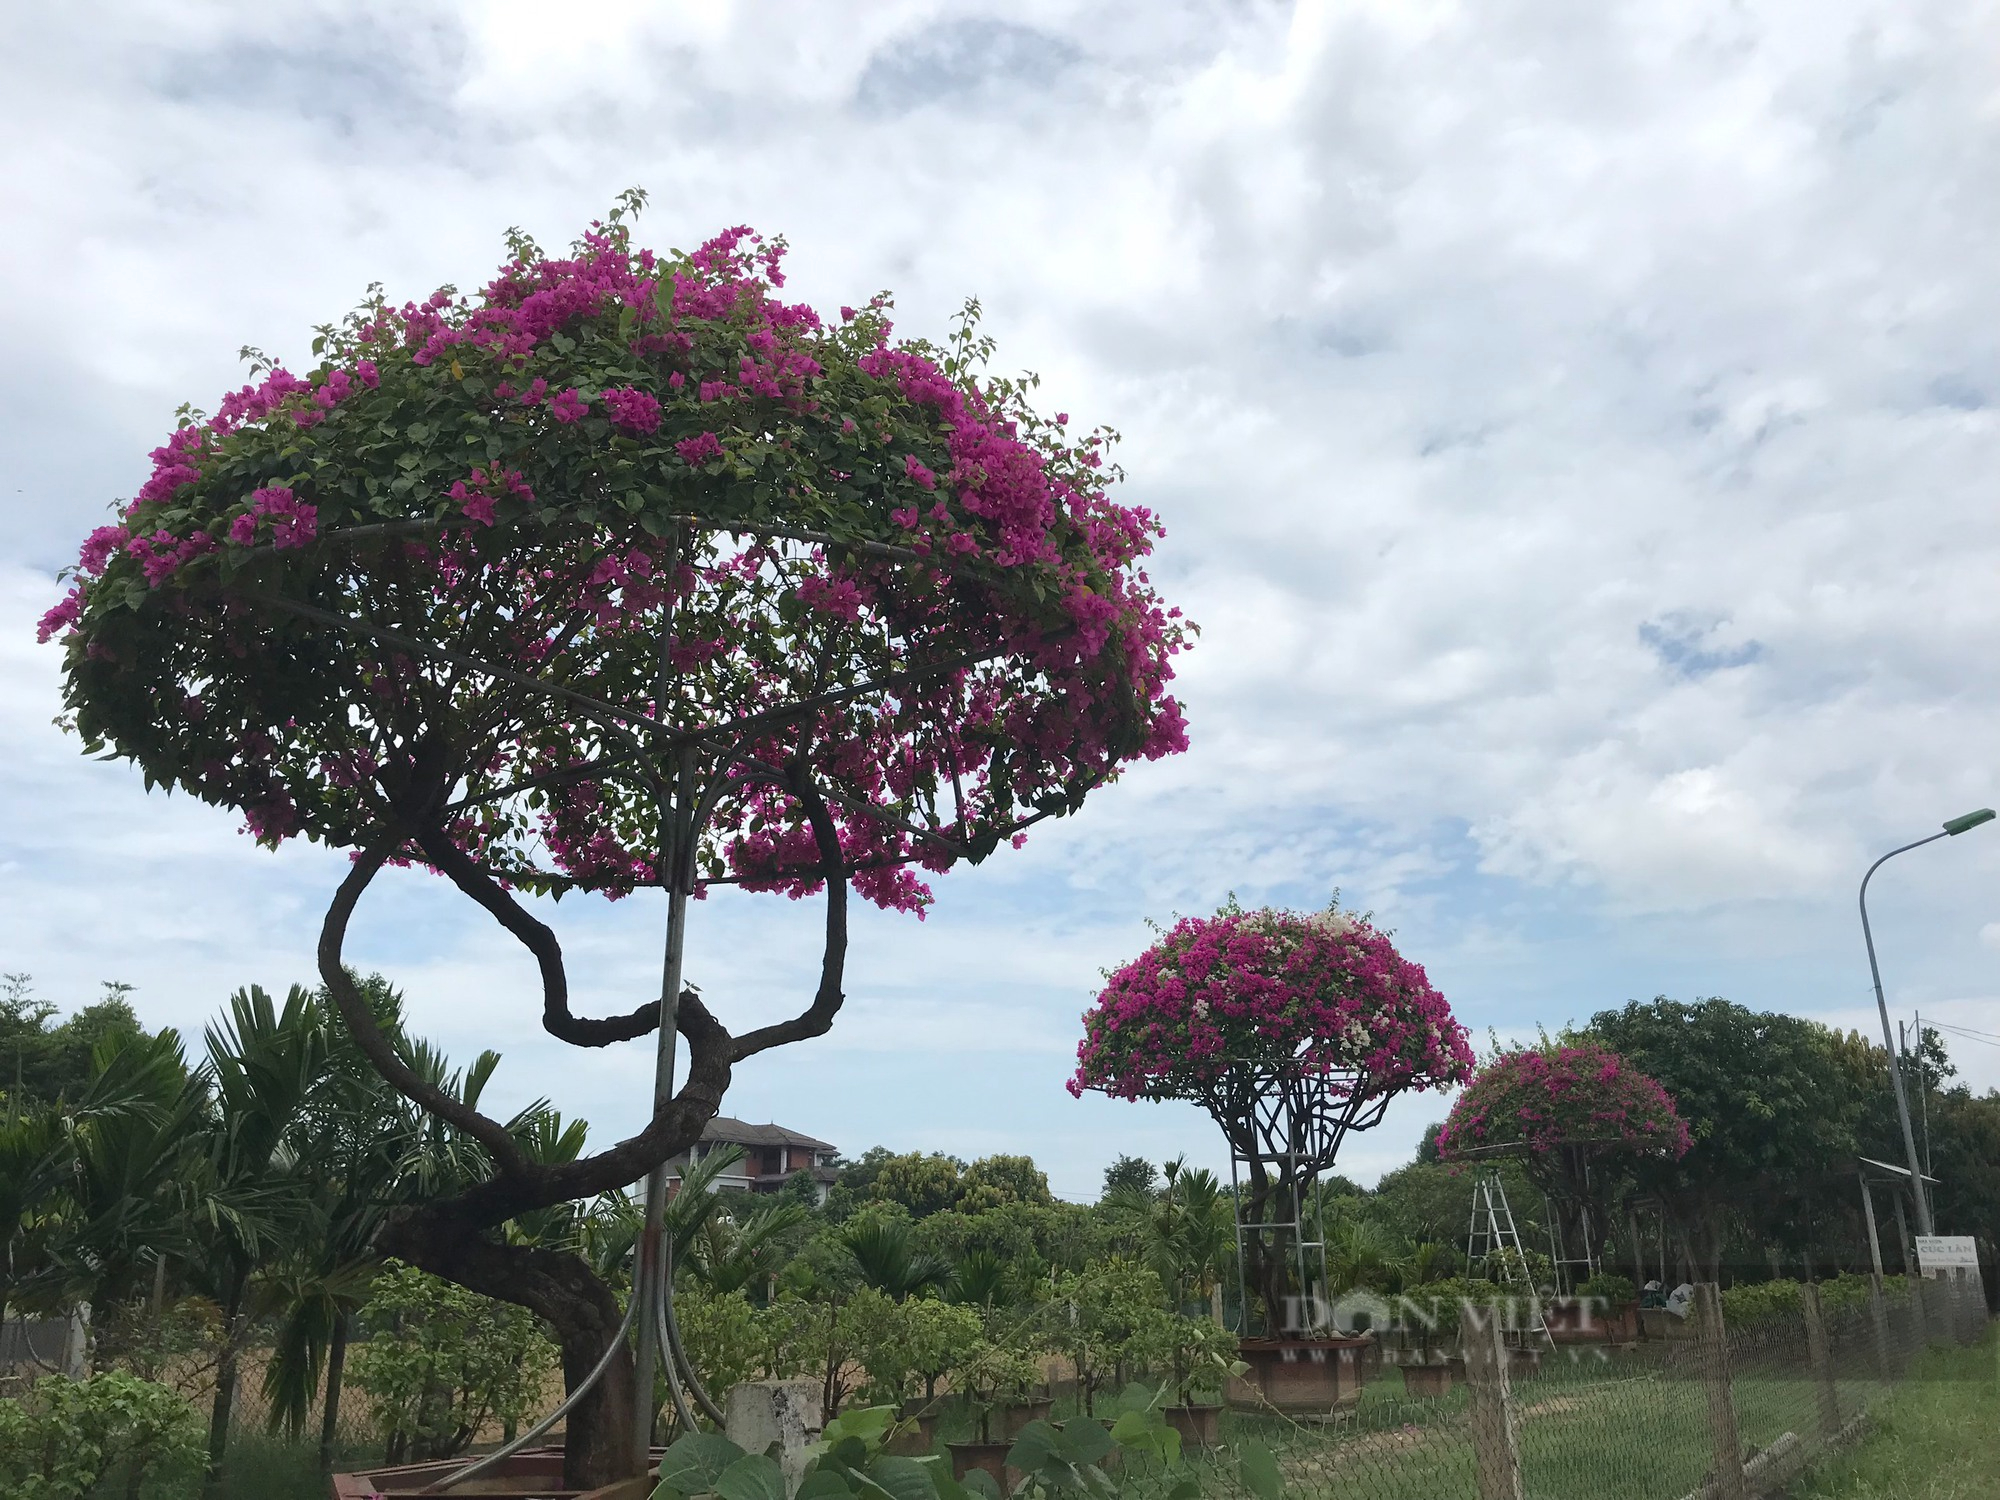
[1792,1334,1999,1500]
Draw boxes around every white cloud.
[4,0,2000,1198]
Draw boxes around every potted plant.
[1438,1042,1691,1312]
[1573,1272,1639,1344]
[851,1293,985,1456]
[947,1337,1046,1490]
[1392,1277,1515,1396]
[1126,1309,1240,1447]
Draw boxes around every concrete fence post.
[62,1303,90,1381]
[1461,1311,1525,1500]
[1799,1283,1842,1445]
[724,1378,823,1499]
[1693,1284,1746,1500]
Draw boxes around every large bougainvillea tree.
[1071,902,1472,1335]
[1436,1041,1689,1287]
[44,194,1189,1484]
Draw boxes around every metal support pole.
[632,746,698,1468]
[1856,812,1997,1235]
[1859,1177,1884,1279]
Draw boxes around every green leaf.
[797,1471,858,1500]
[1004,1420,1063,1473]
[656,1431,748,1494]
[956,1470,1001,1500]
[715,1454,788,1500]
[1054,1419,1114,1468]
[861,1455,939,1500]
[1107,1410,1152,1445]
[1238,1439,1285,1500]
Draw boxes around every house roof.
[698,1116,836,1152]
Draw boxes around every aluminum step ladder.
[1466,1171,1555,1350]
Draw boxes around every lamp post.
[1857,806,1994,1237]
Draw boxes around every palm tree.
[1323,1215,1404,1296]
[254,979,415,1468]
[187,986,329,1495]
[1104,1157,1235,1320]
[946,1247,1017,1309]
[687,1196,810,1300]
[841,1217,949,1300]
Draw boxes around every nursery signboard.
[1913,1235,1979,1275]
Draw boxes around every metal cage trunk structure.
[1223,1061,1393,1337]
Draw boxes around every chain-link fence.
[1117,1271,1987,1500]
[9,1271,1987,1495]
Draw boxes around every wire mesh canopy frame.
[1221,1060,1393,1338]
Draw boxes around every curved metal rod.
[653,1257,700,1437]
[661,1248,726,1427]
[421,1276,641,1494]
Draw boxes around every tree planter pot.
[884,1407,939,1456]
[332,1446,665,1500]
[949,1439,1017,1495]
[1163,1402,1224,1448]
[1505,1345,1544,1378]
[998,1396,1055,1437]
[1600,1298,1641,1342]
[1639,1308,1694,1341]
[1229,1336,1370,1414]
[1546,1297,1640,1344]
[1397,1358,1460,1397]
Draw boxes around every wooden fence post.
[1865,1272,1891,1380]
[1462,1310,1525,1500]
[1693,1283,1746,1500]
[1799,1283,1842,1444]
[1906,1272,1929,1348]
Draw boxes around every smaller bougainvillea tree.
[1437,1041,1689,1286]
[1071,901,1473,1336]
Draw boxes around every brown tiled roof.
[698,1116,835,1152]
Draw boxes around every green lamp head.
[1943,808,1996,836]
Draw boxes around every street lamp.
[1858,806,1995,1236]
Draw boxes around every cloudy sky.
[4,0,1997,1201]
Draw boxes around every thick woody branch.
[411,823,663,1048]
[727,771,849,1063]
[318,842,531,1177]
[424,988,737,1222]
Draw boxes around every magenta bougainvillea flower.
[1069,903,1474,1105]
[41,204,1190,911]
[1436,1040,1691,1162]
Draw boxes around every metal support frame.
[1540,1192,1599,1297]
[1225,1063,1389,1336]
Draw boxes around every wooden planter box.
[330,1447,664,1500]
[1228,1336,1371,1414]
